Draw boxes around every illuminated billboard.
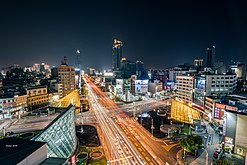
[116,79,124,94]
[135,80,148,94]
[214,103,238,119]
[195,77,206,90]
[194,77,206,106]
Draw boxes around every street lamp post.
[47,107,49,116]
[132,102,136,118]
[155,86,158,99]
[149,115,155,137]
[183,148,186,162]
[3,126,5,136]
[96,136,99,146]
[140,109,143,126]
[151,117,154,136]
[168,128,170,138]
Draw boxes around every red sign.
[216,103,225,109]
[225,105,238,111]
[215,103,238,112]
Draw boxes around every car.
[215,147,222,153]
[213,151,219,158]
[6,132,14,136]
[217,126,223,135]
[40,114,48,117]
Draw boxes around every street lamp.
[183,148,186,162]
[132,102,136,118]
[168,128,171,138]
[149,115,155,137]
[140,109,143,126]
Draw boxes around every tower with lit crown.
[206,45,215,69]
[75,49,81,69]
[113,39,123,71]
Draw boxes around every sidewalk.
[189,120,220,165]
[0,119,17,136]
[176,149,185,165]
[223,152,245,165]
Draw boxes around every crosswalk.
[162,139,179,151]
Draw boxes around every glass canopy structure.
[51,90,80,108]
[171,99,201,124]
[32,105,77,158]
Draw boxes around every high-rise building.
[26,86,48,110]
[51,67,58,80]
[113,39,123,70]
[176,75,194,104]
[169,68,196,82]
[229,63,246,80]
[176,73,237,108]
[33,63,40,73]
[194,59,204,72]
[58,57,76,97]
[214,61,226,74]
[206,45,215,69]
[120,58,136,79]
[223,111,247,156]
[40,63,45,73]
[89,68,95,75]
[194,59,203,67]
[136,61,144,78]
[204,96,220,118]
[204,74,237,96]
[75,49,82,69]
[0,78,3,94]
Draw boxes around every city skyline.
[0,0,247,69]
[1,0,247,162]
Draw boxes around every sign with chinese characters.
[225,105,238,111]
[214,103,238,119]
[214,103,225,119]
[225,137,233,144]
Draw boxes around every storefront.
[224,137,234,152]
[235,146,245,156]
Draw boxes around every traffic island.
[90,150,103,161]
[77,152,88,161]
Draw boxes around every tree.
[81,85,88,96]
[214,160,233,165]
[179,135,203,156]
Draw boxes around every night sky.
[0,0,247,70]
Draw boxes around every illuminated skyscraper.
[75,49,82,69]
[206,45,215,69]
[113,39,123,70]
[0,77,2,92]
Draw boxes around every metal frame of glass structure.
[32,105,76,158]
